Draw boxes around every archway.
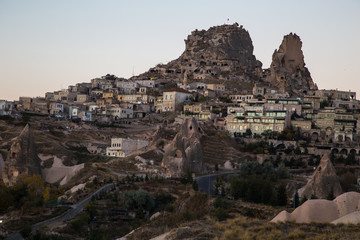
[311,132,319,141]
[340,149,348,155]
[331,148,339,154]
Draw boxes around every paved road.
[6,183,115,240]
[196,171,240,196]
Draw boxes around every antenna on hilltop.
[132,66,135,77]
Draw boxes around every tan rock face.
[161,118,205,177]
[2,124,42,186]
[272,192,360,224]
[266,33,317,95]
[301,154,342,199]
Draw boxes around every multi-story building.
[19,97,32,110]
[264,98,302,116]
[49,102,64,115]
[316,89,356,101]
[162,88,192,112]
[116,81,138,94]
[226,110,289,137]
[229,94,254,103]
[207,84,225,93]
[76,94,90,103]
[303,95,320,111]
[106,105,133,119]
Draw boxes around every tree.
[320,99,329,109]
[270,188,278,206]
[277,184,287,206]
[192,180,199,191]
[263,161,276,181]
[124,189,154,212]
[345,152,356,165]
[294,191,300,208]
[20,224,32,239]
[229,175,243,199]
[300,195,308,205]
[277,163,289,179]
[245,128,252,138]
[43,185,50,202]
[326,188,335,200]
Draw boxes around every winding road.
[195,171,240,195]
[6,183,115,240]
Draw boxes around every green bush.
[213,197,229,209]
[20,224,32,239]
[124,189,154,211]
[214,207,229,221]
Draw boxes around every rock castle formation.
[135,24,317,96]
[265,33,317,95]
[161,118,205,177]
[2,124,42,186]
[136,23,262,85]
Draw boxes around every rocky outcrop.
[272,192,360,223]
[161,118,205,177]
[2,124,42,186]
[135,23,263,86]
[266,33,317,95]
[300,154,342,199]
[135,25,318,95]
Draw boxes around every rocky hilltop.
[136,23,263,89]
[135,24,317,96]
[2,124,42,186]
[265,33,317,95]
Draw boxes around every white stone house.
[0,100,13,116]
[135,79,157,88]
[106,138,149,157]
[106,106,133,119]
[162,88,192,112]
[69,106,79,118]
[49,102,64,115]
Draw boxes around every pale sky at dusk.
[0,0,359,101]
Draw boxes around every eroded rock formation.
[2,124,42,186]
[136,25,318,95]
[161,118,205,177]
[136,23,262,85]
[272,192,360,223]
[300,154,342,199]
[266,33,317,95]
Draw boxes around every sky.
[0,0,359,101]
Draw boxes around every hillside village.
[1,24,360,240]
[1,73,359,153]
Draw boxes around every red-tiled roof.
[163,88,192,94]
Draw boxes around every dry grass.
[214,217,360,240]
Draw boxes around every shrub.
[20,224,32,239]
[214,207,229,221]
